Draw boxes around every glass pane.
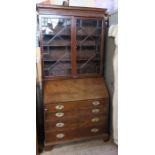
[76,19,102,74]
[40,16,71,77]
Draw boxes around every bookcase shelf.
[39,15,104,78]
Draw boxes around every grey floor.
[40,139,118,155]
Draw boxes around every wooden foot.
[103,135,110,142]
[45,145,54,151]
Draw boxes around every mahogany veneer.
[43,78,109,149]
[37,4,109,150]
[44,78,108,103]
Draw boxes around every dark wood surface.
[100,19,105,74]
[78,115,108,128]
[37,4,109,150]
[45,111,78,121]
[36,129,38,155]
[37,4,107,12]
[45,119,78,131]
[45,104,108,121]
[45,113,108,131]
[43,78,109,148]
[79,106,108,115]
[71,16,77,77]
[44,77,109,103]
[37,4,107,18]
[38,4,108,80]
[45,125,108,144]
[44,102,78,112]
[43,74,102,81]
[44,134,109,149]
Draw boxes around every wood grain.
[37,5,109,149]
[71,16,77,76]
[45,119,78,131]
[78,115,108,128]
[79,106,108,116]
[45,111,78,121]
[44,102,78,112]
[45,125,108,144]
[44,77,109,103]
[37,4,107,18]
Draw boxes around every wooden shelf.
[77,59,99,62]
[43,40,96,47]
[42,26,100,36]
[44,59,71,62]
[76,26,101,35]
[43,49,100,61]
[43,40,71,46]
[44,68,71,77]
[44,68,71,71]
[43,33,99,37]
[43,59,99,62]
[42,31,70,36]
[44,63,71,69]
[43,49,70,53]
[38,8,104,78]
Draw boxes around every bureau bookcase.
[37,4,109,150]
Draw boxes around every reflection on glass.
[41,17,71,77]
[76,19,102,74]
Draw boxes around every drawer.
[45,111,78,121]
[45,119,78,131]
[45,129,78,143]
[45,125,108,144]
[78,115,108,128]
[77,125,108,137]
[44,102,78,113]
[79,106,108,116]
[77,99,108,109]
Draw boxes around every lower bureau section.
[43,78,110,149]
[45,125,108,144]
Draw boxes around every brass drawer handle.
[56,122,64,128]
[91,117,100,122]
[92,109,100,114]
[55,112,64,117]
[92,101,100,106]
[91,128,99,133]
[55,105,64,110]
[56,133,65,139]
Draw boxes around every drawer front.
[45,125,108,144]
[45,119,78,131]
[78,115,108,128]
[79,105,108,116]
[77,99,108,109]
[44,102,77,113]
[45,129,78,143]
[78,125,108,137]
[44,99,108,113]
[45,111,78,121]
